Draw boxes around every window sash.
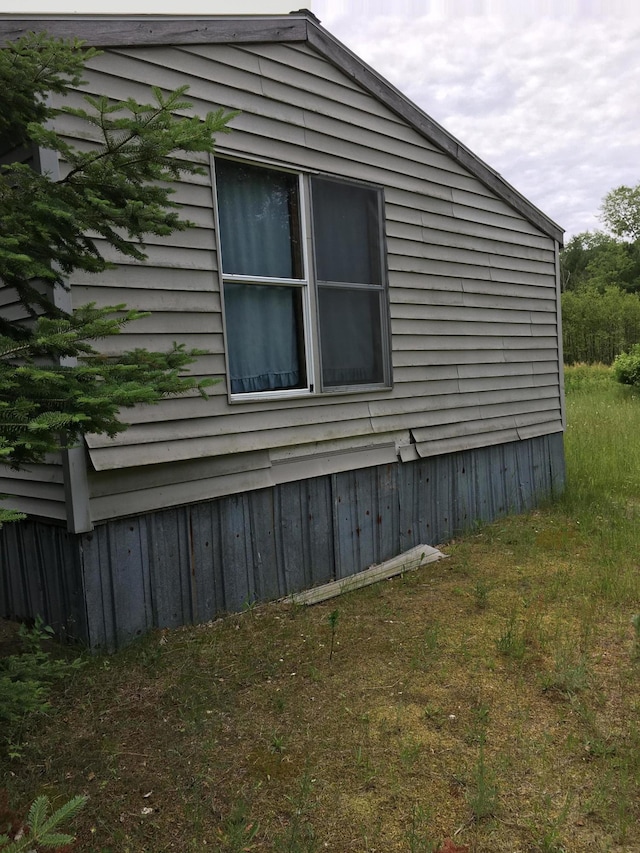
[216,158,303,280]
[224,282,308,395]
[215,158,311,398]
[214,158,391,398]
[311,175,389,390]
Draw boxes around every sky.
[5,0,640,240]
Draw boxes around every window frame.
[212,154,392,402]
[309,173,392,393]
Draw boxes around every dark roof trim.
[0,11,563,243]
[0,14,308,49]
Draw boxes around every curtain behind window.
[225,283,304,394]
[216,160,305,394]
[216,159,302,279]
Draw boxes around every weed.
[404,803,437,853]
[473,580,490,609]
[412,623,440,671]
[496,614,526,661]
[465,702,490,746]
[270,731,285,754]
[399,737,422,768]
[272,771,317,853]
[217,799,260,853]
[632,613,640,659]
[529,792,572,853]
[540,644,589,696]
[466,742,498,821]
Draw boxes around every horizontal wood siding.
[53,40,562,517]
[0,144,68,522]
[0,462,68,522]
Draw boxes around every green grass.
[2,365,640,852]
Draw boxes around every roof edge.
[0,13,309,50]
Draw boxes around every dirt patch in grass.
[3,505,640,852]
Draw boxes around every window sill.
[228,383,393,404]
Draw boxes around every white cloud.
[316,1,640,238]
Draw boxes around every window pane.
[318,287,384,387]
[312,177,382,285]
[216,159,302,279]
[224,283,306,394]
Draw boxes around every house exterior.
[0,11,565,649]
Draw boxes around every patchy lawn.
[2,366,640,852]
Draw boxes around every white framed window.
[214,157,391,399]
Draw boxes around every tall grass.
[560,364,640,603]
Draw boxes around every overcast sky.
[7,0,640,240]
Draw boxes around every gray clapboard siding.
[376,398,560,433]
[390,277,556,302]
[72,286,221,314]
[0,490,67,522]
[388,240,554,277]
[391,302,554,325]
[393,348,557,367]
[10,34,562,504]
[123,43,447,157]
[84,238,215,271]
[397,362,559,384]
[83,390,561,464]
[412,410,560,444]
[70,266,218,293]
[392,318,557,338]
[368,386,558,418]
[386,202,554,249]
[0,461,67,521]
[386,187,547,238]
[389,283,557,312]
[386,218,555,263]
[88,440,401,521]
[394,334,558,351]
[84,371,559,432]
[389,254,555,287]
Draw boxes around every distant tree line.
[561,184,640,364]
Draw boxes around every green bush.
[613,343,640,386]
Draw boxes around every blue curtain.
[216,159,305,394]
[216,159,300,279]
[225,283,302,394]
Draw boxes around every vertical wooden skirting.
[0,434,565,649]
